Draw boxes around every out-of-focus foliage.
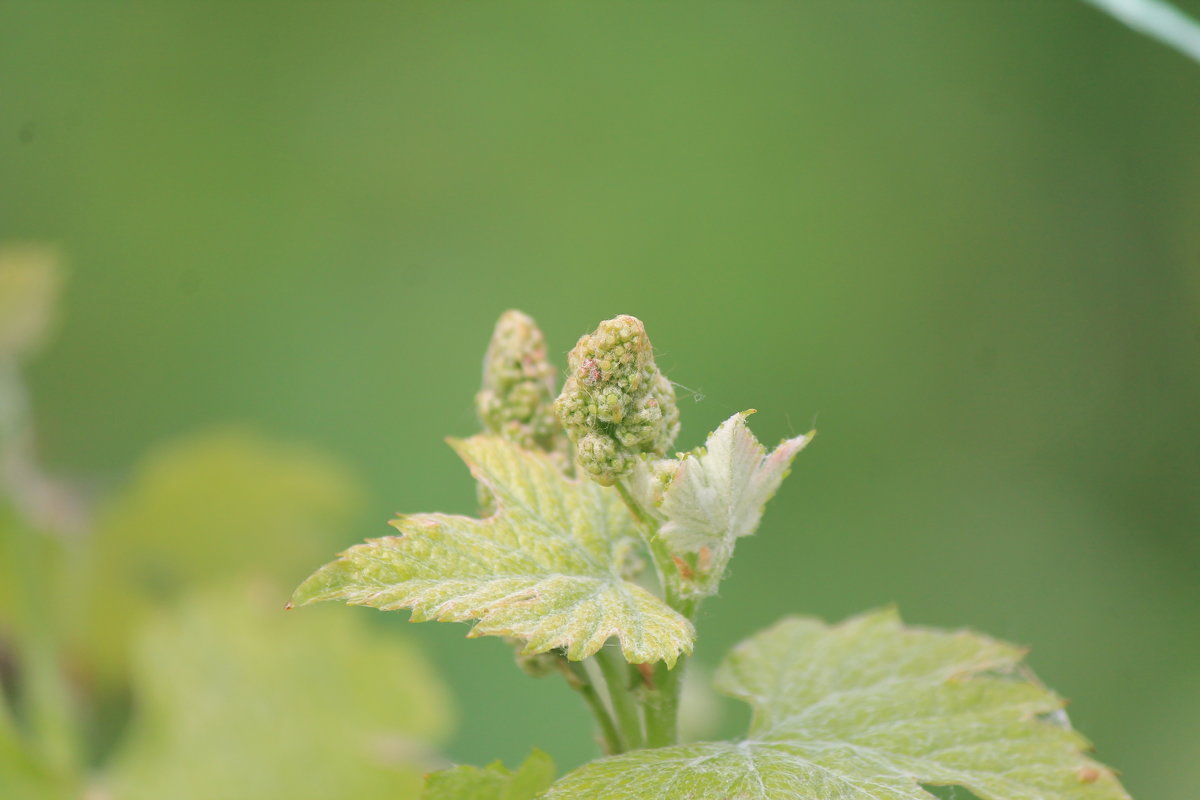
[676,664,721,745]
[0,692,67,800]
[1,422,454,799]
[105,584,450,800]
[0,254,453,798]
[73,428,365,682]
[421,749,555,800]
[0,246,60,363]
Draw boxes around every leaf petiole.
[614,480,684,611]
[613,479,702,750]
[563,660,624,755]
[593,647,644,751]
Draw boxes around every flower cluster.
[475,310,562,454]
[554,315,679,485]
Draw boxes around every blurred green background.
[2,2,1198,798]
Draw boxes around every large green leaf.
[422,750,555,800]
[545,609,1130,800]
[653,411,812,596]
[294,436,694,666]
[103,583,453,800]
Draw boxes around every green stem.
[614,481,682,608]
[18,632,76,775]
[1,364,79,782]
[0,684,23,753]
[564,660,624,755]
[613,480,656,530]
[643,660,682,748]
[642,593,697,748]
[8,519,78,780]
[613,479,704,749]
[594,647,644,750]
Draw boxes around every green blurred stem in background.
[1,347,80,785]
[11,524,79,782]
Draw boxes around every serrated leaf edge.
[292,437,695,666]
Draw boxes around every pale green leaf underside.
[657,411,811,595]
[422,749,555,800]
[293,436,693,666]
[545,609,1129,800]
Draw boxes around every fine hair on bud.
[554,314,680,485]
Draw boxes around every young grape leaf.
[655,411,812,596]
[544,609,1130,800]
[293,436,694,666]
[422,749,555,800]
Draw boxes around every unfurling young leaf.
[644,411,812,597]
[422,749,555,800]
[292,435,694,666]
[544,609,1130,800]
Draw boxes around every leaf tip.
[864,604,903,629]
[287,583,318,609]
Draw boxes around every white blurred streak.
[1083,0,1200,64]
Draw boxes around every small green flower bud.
[554,315,680,486]
[475,311,568,516]
[475,310,562,454]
